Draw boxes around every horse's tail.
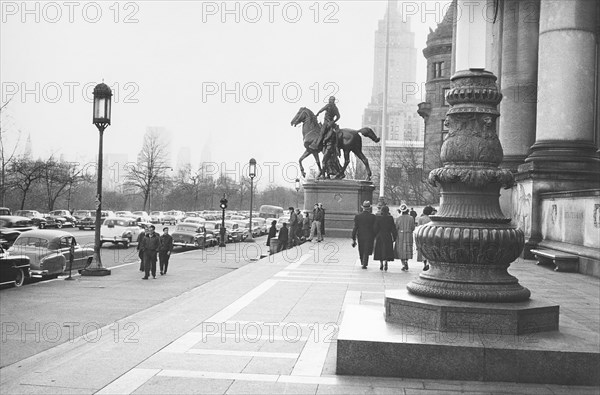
[359,127,380,143]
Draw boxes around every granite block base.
[337,305,600,385]
[303,179,374,238]
[385,289,559,335]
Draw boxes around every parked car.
[204,221,228,244]
[182,217,206,225]
[76,210,112,230]
[100,217,144,248]
[0,207,12,216]
[226,220,249,242]
[73,210,95,222]
[253,218,267,236]
[8,230,94,278]
[0,246,30,287]
[14,210,49,229]
[47,210,76,228]
[115,211,135,218]
[171,222,216,249]
[0,229,22,249]
[276,216,289,231]
[0,216,35,232]
[149,211,165,224]
[163,210,185,225]
[132,211,152,223]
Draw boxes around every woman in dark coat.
[373,205,397,271]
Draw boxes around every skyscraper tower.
[362,1,424,203]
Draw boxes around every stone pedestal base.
[337,305,600,385]
[302,179,374,238]
[386,290,559,335]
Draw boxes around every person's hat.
[362,201,371,208]
[399,204,409,213]
[289,207,294,210]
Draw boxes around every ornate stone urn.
[407,69,530,303]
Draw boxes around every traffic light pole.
[219,196,227,247]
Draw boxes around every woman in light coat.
[416,206,433,271]
[394,204,415,271]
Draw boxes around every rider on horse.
[313,96,340,154]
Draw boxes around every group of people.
[137,225,174,279]
[266,203,326,252]
[352,201,436,271]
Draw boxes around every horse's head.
[291,107,308,127]
[361,127,381,143]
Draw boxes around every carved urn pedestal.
[336,70,598,385]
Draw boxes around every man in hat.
[352,201,377,269]
[394,204,415,271]
[288,207,299,248]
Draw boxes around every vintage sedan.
[47,210,76,228]
[100,217,144,248]
[204,221,228,244]
[149,211,165,224]
[14,210,49,229]
[226,220,249,242]
[163,210,185,225]
[0,216,35,232]
[172,222,216,249]
[8,230,94,278]
[0,246,30,287]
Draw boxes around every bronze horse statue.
[291,107,380,181]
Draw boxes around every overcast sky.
[1,0,451,187]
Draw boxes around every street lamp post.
[82,82,112,276]
[219,195,228,247]
[294,178,300,208]
[246,158,256,242]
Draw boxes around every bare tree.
[0,99,22,206]
[9,158,45,209]
[41,157,81,211]
[125,128,171,211]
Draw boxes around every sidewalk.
[1,239,598,394]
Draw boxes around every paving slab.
[1,238,598,394]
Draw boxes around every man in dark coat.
[141,225,160,279]
[137,229,146,271]
[159,227,173,275]
[319,203,326,237]
[277,223,289,252]
[352,201,376,269]
[287,207,299,248]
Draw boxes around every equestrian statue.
[290,98,380,181]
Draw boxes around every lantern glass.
[249,158,256,178]
[94,97,106,119]
[295,178,300,190]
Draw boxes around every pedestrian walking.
[137,228,146,272]
[373,205,397,271]
[416,206,433,271]
[295,209,304,240]
[308,203,323,242]
[394,204,415,271]
[141,225,160,279]
[319,203,326,237]
[302,212,311,240]
[288,207,299,248]
[159,227,173,275]
[266,220,277,247]
[352,201,376,269]
[409,207,417,220]
[277,222,289,252]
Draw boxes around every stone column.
[499,0,539,170]
[516,0,600,255]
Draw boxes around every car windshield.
[150,212,161,215]
[14,237,49,248]
[74,211,90,216]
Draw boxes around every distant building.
[418,5,454,175]
[361,1,425,204]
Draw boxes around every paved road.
[0,231,268,368]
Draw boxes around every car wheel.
[79,227,84,230]
[56,222,63,229]
[39,223,46,229]
[85,257,93,269]
[123,240,129,248]
[14,268,25,287]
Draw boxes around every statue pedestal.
[303,179,374,238]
